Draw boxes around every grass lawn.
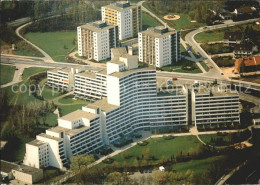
[13,40,44,57]
[41,86,60,100]
[58,104,87,116]
[142,11,161,30]
[25,31,77,62]
[57,96,90,105]
[199,61,210,72]
[161,59,202,73]
[172,155,226,174]
[110,136,200,165]
[0,65,15,85]
[39,113,58,127]
[142,2,205,30]
[195,30,225,43]
[22,67,49,80]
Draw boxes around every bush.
[103,158,114,164]
[137,140,149,146]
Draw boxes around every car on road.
[221,72,224,75]
[15,67,19,70]
[209,65,213,69]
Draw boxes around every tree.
[106,172,129,185]
[70,154,95,173]
[142,148,150,160]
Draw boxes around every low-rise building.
[12,165,43,184]
[192,85,240,126]
[234,56,260,74]
[224,32,243,45]
[47,67,85,91]
[233,43,253,58]
[1,160,18,181]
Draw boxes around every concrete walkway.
[15,22,54,62]
[1,64,25,88]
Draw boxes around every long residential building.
[101,1,142,40]
[77,21,119,61]
[191,85,240,126]
[138,26,181,67]
[25,56,240,169]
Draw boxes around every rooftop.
[111,47,128,60]
[235,56,260,73]
[1,160,19,174]
[104,2,139,12]
[194,86,238,97]
[14,164,43,175]
[234,43,253,51]
[66,126,89,136]
[109,65,155,78]
[79,21,116,32]
[59,110,98,122]
[37,133,62,142]
[47,126,69,134]
[86,98,118,112]
[141,26,177,38]
[27,139,47,147]
[76,71,96,79]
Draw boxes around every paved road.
[0,64,25,88]
[185,18,259,81]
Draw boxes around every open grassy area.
[41,86,60,100]
[57,96,89,105]
[199,61,210,72]
[0,65,15,85]
[142,11,161,30]
[172,155,226,175]
[161,59,202,73]
[195,30,225,43]
[58,104,87,116]
[142,2,205,30]
[39,113,58,127]
[25,31,76,62]
[22,67,49,80]
[110,136,200,165]
[13,40,44,57]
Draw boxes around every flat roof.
[86,98,118,112]
[66,126,90,136]
[109,66,155,78]
[59,110,98,122]
[79,21,116,32]
[47,126,69,134]
[27,139,46,147]
[194,86,238,96]
[76,71,96,79]
[37,133,62,142]
[14,164,43,175]
[141,26,177,38]
[1,160,19,174]
[104,2,139,12]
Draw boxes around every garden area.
[195,30,225,43]
[142,11,161,30]
[25,31,77,62]
[212,56,235,67]
[160,59,202,73]
[201,43,233,55]
[0,65,15,85]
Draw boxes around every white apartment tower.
[139,26,181,67]
[77,21,119,61]
[191,86,240,126]
[101,1,142,40]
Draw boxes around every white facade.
[191,86,240,126]
[139,26,181,67]
[101,2,141,40]
[77,21,118,61]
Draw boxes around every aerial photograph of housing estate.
[0,0,260,184]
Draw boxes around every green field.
[57,96,89,105]
[22,67,49,80]
[142,2,205,30]
[110,136,200,165]
[172,155,226,174]
[195,30,225,43]
[41,86,61,100]
[161,59,202,73]
[0,65,15,85]
[25,31,77,62]
[142,11,161,30]
[199,61,210,72]
[39,113,58,127]
[13,40,44,57]
[58,104,87,116]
